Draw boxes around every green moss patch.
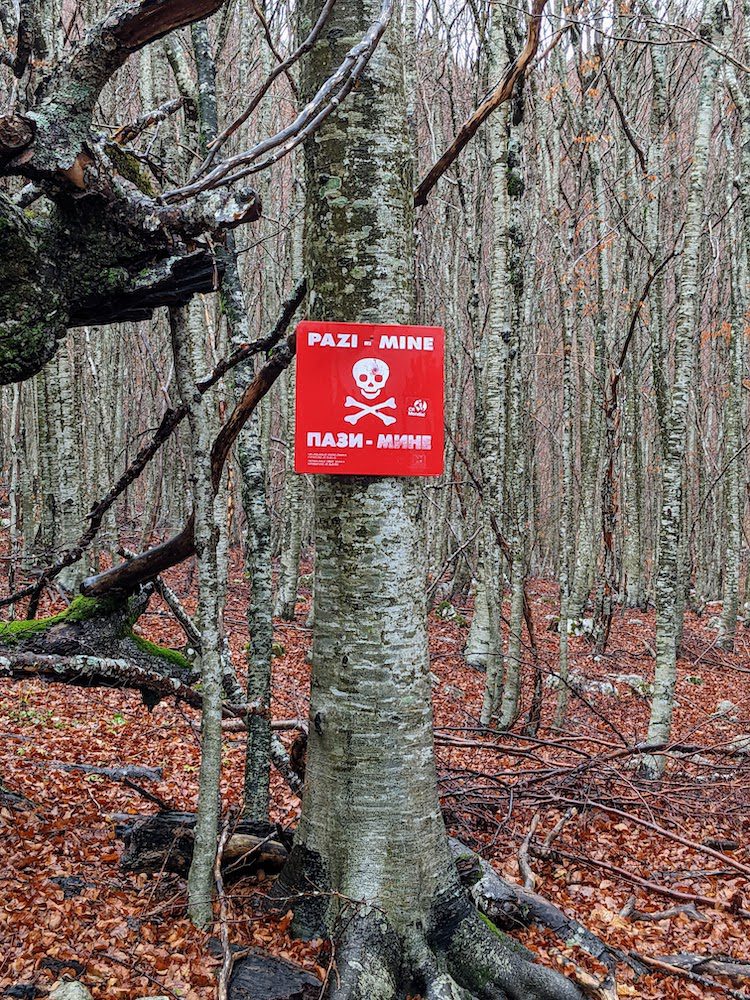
[131,636,191,671]
[0,594,123,644]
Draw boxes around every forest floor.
[2,552,750,1000]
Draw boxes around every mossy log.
[0,593,192,675]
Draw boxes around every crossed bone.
[344,395,397,426]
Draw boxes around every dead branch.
[162,0,394,202]
[619,896,709,923]
[534,844,750,919]
[552,795,750,880]
[195,0,336,174]
[653,954,750,981]
[81,333,297,597]
[630,951,750,1000]
[216,817,235,1000]
[518,812,540,890]
[450,838,645,984]
[120,546,201,648]
[40,761,162,782]
[0,651,263,720]
[414,0,547,207]
[112,96,187,145]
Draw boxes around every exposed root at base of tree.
[320,901,587,1000]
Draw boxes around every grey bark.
[643,0,726,777]
[273,0,583,996]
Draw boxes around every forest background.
[2,0,750,995]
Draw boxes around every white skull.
[352,357,390,400]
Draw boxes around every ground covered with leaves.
[1,559,750,999]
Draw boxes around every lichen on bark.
[273,0,583,996]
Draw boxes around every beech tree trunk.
[643,0,725,777]
[273,0,582,996]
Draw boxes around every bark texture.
[273,0,583,996]
[643,0,725,777]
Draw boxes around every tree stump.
[228,949,320,1000]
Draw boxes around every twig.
[164,0,394,201]
[518,812,539,890]
[216,816,235,1000]
[553,795,750,881]
[543,807,576,853]
[536,844,750,919]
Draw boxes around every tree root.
[325,914,401,1000]
[437,903,585,1000]
[319,898,585,1000]
[449,837,644,982]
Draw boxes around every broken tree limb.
[11,0,232,180]
[518,812,540,891]
[24,760,172,808]
[413,0,547,207]
[40,761,163,782]
[81,333,297,597]
[120,546,201,649]
[552,795,750,880]
[117,811,288,878]
[533,843,750,919]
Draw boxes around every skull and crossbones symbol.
[344,358,397,425]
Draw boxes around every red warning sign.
[294,320,444,476]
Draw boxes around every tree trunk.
[171,300,226,928]
[643,0,725,777]
[273,0,583,996]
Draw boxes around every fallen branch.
[519,812,540,890]
[118,811,288,877]
[121,546,201,649]
[620,896,709,923]
[39,761,163,782]
[0,652,264,720]
[552,795,750,881]
[653,954,750,981]
[630,951,750,1000]
[34,760,173,809]
[533,844,750,919]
